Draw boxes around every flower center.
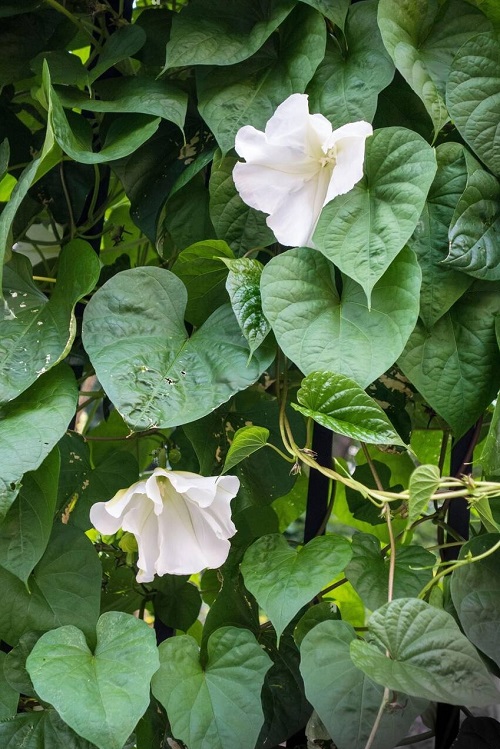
[319,146,337,168]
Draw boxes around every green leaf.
[313,127,436,301]
[27,612,159,749]
[398,281,500,436]
[463,0,500,29]
[350,597,500,705]
[307,0,394,128]
[152,626,272,749]
[0,652,18,720]
[0,364,77,519]
[0,523,101,646]
[86,410,166,472]
[170,240,233,327]
[261,246,421,388]
[298,0,349,26]
[480,397,500,475]
[0,709,96,748]
[197,3,326,153]
[447,31,500,176]
[300,620,427,749]
[43,63,160,165]
[83,268,275,430]
[0,139,9,180]
[378,0,491,135]
[345,534,434,611]
[407,142,472,327]
[154,576,202,632]
[32,50,88,86]
[1,240,99,403]
[164,0,295,68]
[292,371,405,446]
[57,76,188,132]
[451,533,500,668]
[3,631,39,697]
[209,154,275,253]
[445,166,500,280]
[87,24,146,83]
[0,449,59,583]
[294,601,341,647]
[222,425,270,474]
[407,464,440,523]
[223,258,270,357]
[241,533,352,640]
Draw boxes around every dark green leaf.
[83,268,275,430]
[480,396,500,475]
[241,533,352,640]
[154,576,202,632]
[298,0,349,26]
[4,631,40,697]
[0,709,96,748]
[350,597,499,705]
[261,246,420,388]
[0,652,18,719]
[88,25,146,83]
[27,612,159,749]
[314,127,436,301]
[294,601,340,647]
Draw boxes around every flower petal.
[121,496,159,583]
[155,489,215,575]
[324,122,373,204]
[89,501,124,535]
[101,480,147,519]
[265,94,331,158]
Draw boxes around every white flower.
[89,468,239,583]
[233,93,372,247]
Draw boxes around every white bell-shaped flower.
[90,468,239,582]
[233,93,372,247]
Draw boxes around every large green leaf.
[398,281,500,436]
[87,24,146,83]
[223,258,270,357]
[170,240,233,327]
[445,166,500,280]
[378,0,491,135]
[0,364,77,519]
[241,533,352,640]
[451,534,500,667]
[0,709,96,749]
[293,371,405,446]
[197,4,325,153]
[0,651,18,720]
[345,533,435,611]
[407,142,472,327]
[209,154,275,253]
[447,31,500,176]
[313,127,436,301]
[1,240,99,403]
[464,0,500,29]
[307,0,394,128]
[261,246,420,388]
[3,631,39,698]
[152,627,272,749]
[82,268,275,430]
[43,63,160,165]
[0,523,101,646]
[56,76,187,132]
[350,598,499,705]
[164,0,295,68]
[27,612,159,749]
[300,620,427,749]
[0,449,59,583]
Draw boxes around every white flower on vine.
[233,93,372,247]
[90,468,239,582]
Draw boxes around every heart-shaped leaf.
[222,258,270,357]
[300,620,427,749]
[447,31,500,177]
[261,246,420,388]
[292,371,405,446]
[0,364,77,519]
[451,534,500,668]
[0,709,96,749]
[1,240,100,403]
[0,449,59,583]
[398,281,500,436]
[313,127,436,301]
[82,267,275,430]
[0,523,101,646]
[152,626,272,749]
[407,464,440,523]
[378,0,491,135]
[241,533,352,640]
[222,425,270,474]
[27,612,159,749]
[350,598,500,706]
[345,533,434,611]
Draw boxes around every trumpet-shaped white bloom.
[90,468,239,582]
[233,93,372,247]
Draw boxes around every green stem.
[265,442,295,464]
[418,538,500,600]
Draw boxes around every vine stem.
[418,537,500,600]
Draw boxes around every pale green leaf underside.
[223,425,270,474]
